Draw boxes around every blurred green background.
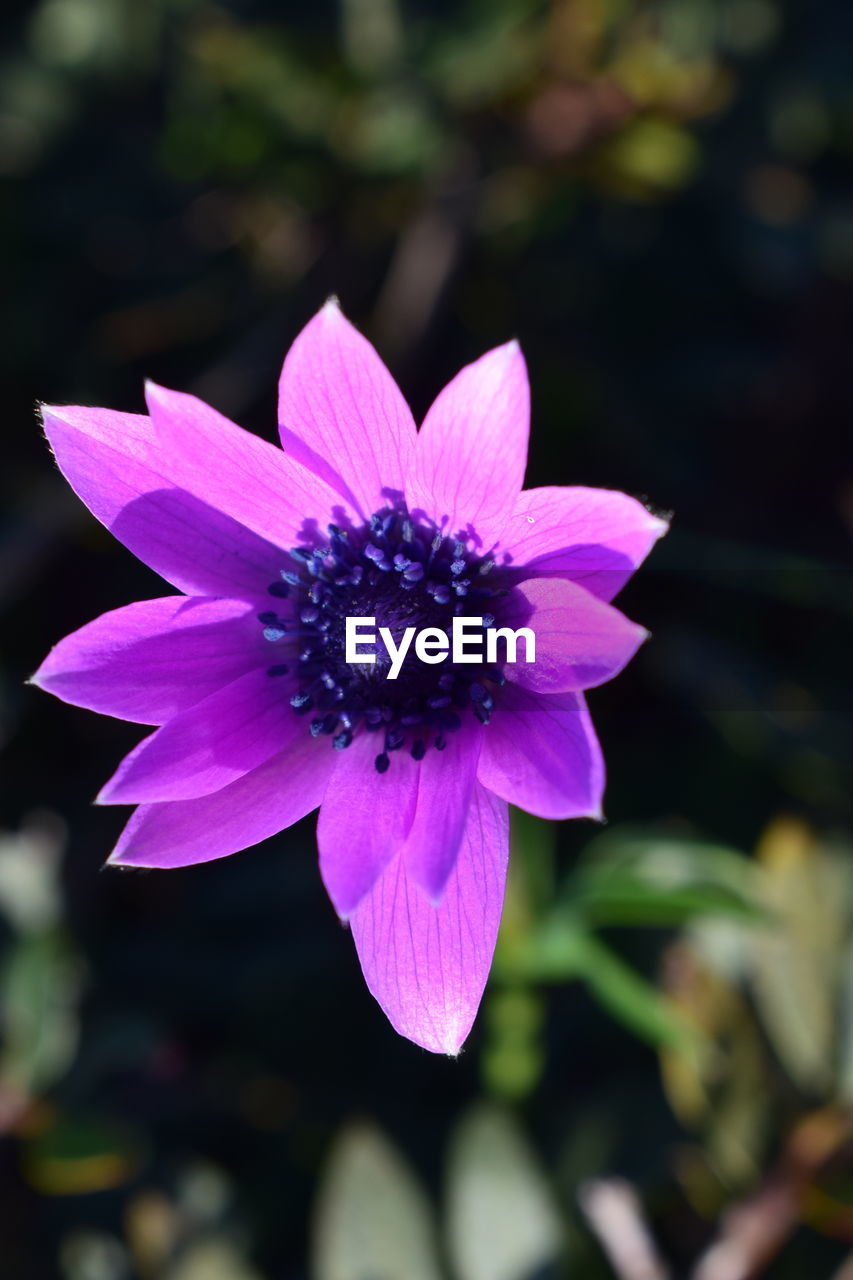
[1,0,852,1276]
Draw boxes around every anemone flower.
[32,300,667,1054]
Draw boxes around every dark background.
[1,0,852,1276]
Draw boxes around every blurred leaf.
[59,1230,130,1280]
[312,1121,442,1280]
[500,809,557,942]
[166,1240,264,1280]
[340,89,442,174]
[570,928,697,1050]
[427,4,540,109]
[496,820,572,981]
[0,929,79,1096]
[494,827,750,1052]
[749,818,850,1095]
[340,0,405,76]
[567,832,767,927]
[574,878,765,926]
[22,1112,143,1195]
[661,940,768,1184]
[837,938,853,1106]
[0,815,65,934]
[485,813,557,1100]
[481,986,546,1101]
[494,903,588,983]
[500,907,696,1050]
[445,1103,563,1280]
[28,0,159,76]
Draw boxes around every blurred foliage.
[312,1106,564,1280]
[313,1121,443,1280]
[0,817,79,1121]
[483,814,767,1100]
[1,0,852,1274]
[662,818,853,1198]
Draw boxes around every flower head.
[32,300,667,1054]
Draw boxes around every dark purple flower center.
[258,505,511,771]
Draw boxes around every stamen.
[259,503,510,768]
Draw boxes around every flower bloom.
[32,301,666,1054]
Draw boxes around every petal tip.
[143,379,172,412]
[410,862,454,908]
[106,849,149,869]
[407,1022,469,1056]
[330,895,356,924]
[495,337,525,366]
[95,778,127,806]
[38,402,76,428]
[319,860,372,923]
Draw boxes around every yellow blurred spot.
[124,1190,181,1278]
[24,1149,134,1196]
[610,38,734,120]
[755,814,814,873]
[597,117,700,198]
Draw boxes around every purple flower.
[32,301,666,1054]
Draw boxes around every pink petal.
[97,666,300,804]
[477,684,604,819]
[278,300,417,516]
[317,735,420,919]
[109,735,334,868]
[40,391,344,597]
[145,381,351,546]
[502,577,648,694]
[496,486,669,601]
[30,596,264,725]
[406,342,529,538]
[349,783,509,1055]
[401,723,483,903]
